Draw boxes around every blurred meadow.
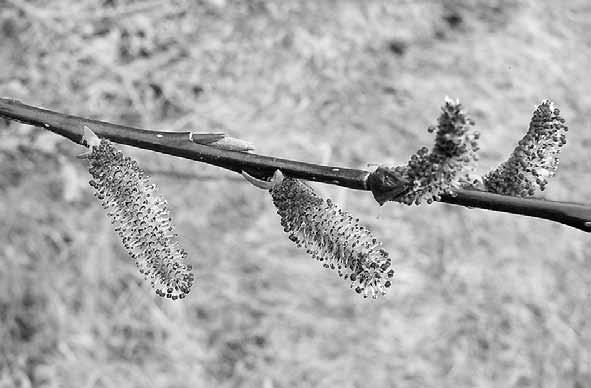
[1,0,591,387]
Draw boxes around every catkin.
[270,176,394,299]
[484,100,568,196]
[389,97,480,205]
[87,140,194,300]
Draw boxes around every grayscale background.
[1,1,590,387]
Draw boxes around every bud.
[87,138,194,300]
[388,97,480,205]
[484,100,568,196]
[270,173,394,298]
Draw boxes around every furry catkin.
[484,100,568,196]
[388,97,480,205]
[270,176,394,298]
[87,140,194,300]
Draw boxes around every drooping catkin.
[388,97,480,205]
[87,139,194,300]
[483,100,568,196]
[270,173,394,299]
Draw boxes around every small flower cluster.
[270,173,394,298]
[484,100,568,196]
[88,139,194,300]
[392,97,480,205]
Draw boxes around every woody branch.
[1,97,590,232]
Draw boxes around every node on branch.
[368,97,479,205]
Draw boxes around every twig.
[143,168,245,182]
[0,98,367,188]
[1,97,590,232]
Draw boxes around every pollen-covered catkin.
[270,176,394,299]
[390,97,480,205]
[483,100,568,196]
[87,140,194,300]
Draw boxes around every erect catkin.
[87,139,194,300]
[384,97,480,205]
[483,100,568,196]
[270,174,394,298]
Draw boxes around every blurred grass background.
[1,0,591,387]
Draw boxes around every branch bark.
[1,97,590,232]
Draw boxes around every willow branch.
[1,97,590,232]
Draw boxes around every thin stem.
[1,98,590,232]
[442,188,591,232]
[0,98,368,189]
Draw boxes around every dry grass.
[1,0,591,387]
